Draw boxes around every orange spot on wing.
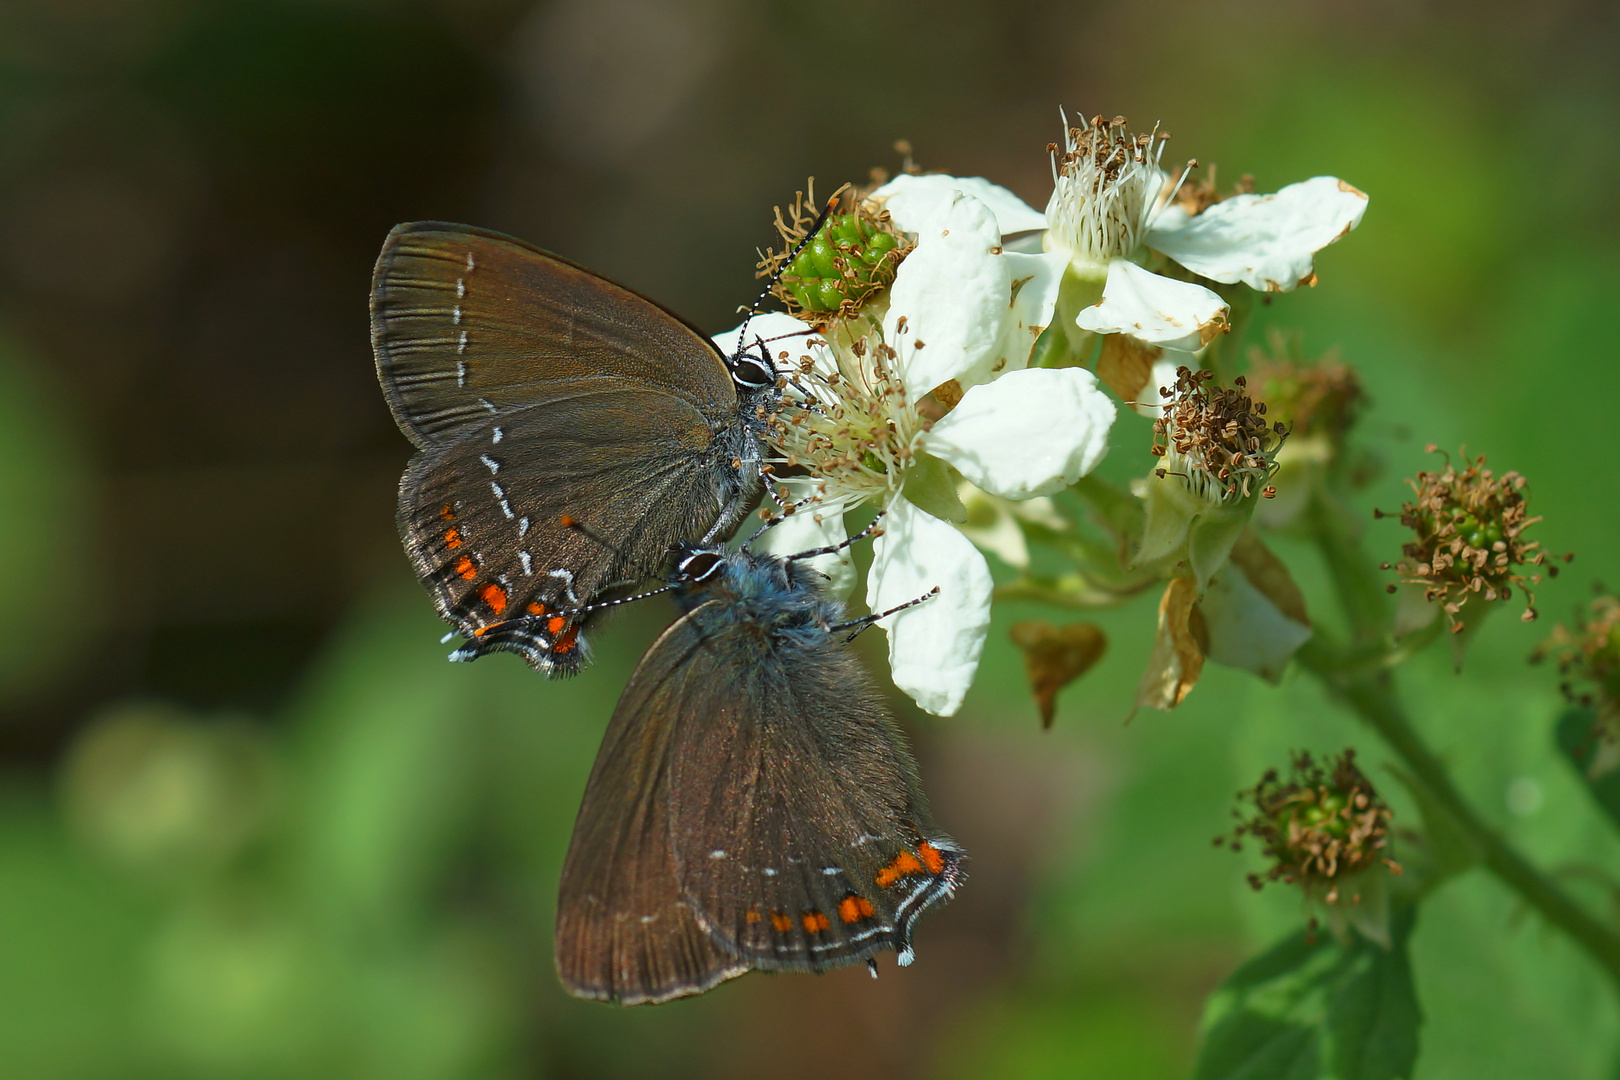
[553,625,579,654]
[440,503,456,521]
[802,910,830,933]
[875,850,925,889]
[770,911,792,933]
[478,582,508,614]
[454,557,476,580]
[838,895,876,923]
[526,601,546,616]
[746,909,762,924]
[918,842,946,875]
[546,615,566,634]
[444,527,462,549]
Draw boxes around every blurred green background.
[1,1,1618,1077]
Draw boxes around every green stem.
[1304,487,1389,642]
[1298,643,1620,988]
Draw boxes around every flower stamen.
[1045,113,1170,267]
[767,323,930,508]
[1151,366,1288,506]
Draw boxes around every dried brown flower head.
[1247,331,1364,445]
[1535,594,1620,731]
[1172,163,1256,217]
[1224,749,1398,903]
[1378,446,1565,631]
[1152,366,1289,504]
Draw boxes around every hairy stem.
[1305,487,1390,643]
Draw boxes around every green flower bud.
[758,187,913,323]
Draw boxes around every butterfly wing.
[395,388,750,672]
[554,607,748,1004]
[373,224,765,670]
[554,597,962,1004]
[665,606,963,972]
[372,222,736,447]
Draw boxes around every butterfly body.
[372,222,782,674]
[555,546,964,1005]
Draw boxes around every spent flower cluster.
[1379,446,1560,633]
[1537,594,1620,733]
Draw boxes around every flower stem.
[1304,487,1389,642]
[1297,642,1620,989]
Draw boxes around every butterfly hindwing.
[664,597,962,970]
[395,387,748,672]
[554,558,962,1004]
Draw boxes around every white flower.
[717,189,1116,716]
[876,114,1368,365]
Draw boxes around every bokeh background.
[3,0,1619,1076]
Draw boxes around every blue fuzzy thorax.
[670,547,846,647]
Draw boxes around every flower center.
[1044,114,1167,268]
[768,325,926,507]
[1152,367,1287,506]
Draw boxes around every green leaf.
[1554,707,1620,833]
[1193,907,1421,1080]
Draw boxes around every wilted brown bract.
[1009,621,1108,728]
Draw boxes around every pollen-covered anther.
[769,326,929,507]
[757,182,912,326]
[1377,445,1568,631]
[1046,113,1170,265]
[1223,749,1399,897]
[1151,366,1288,506]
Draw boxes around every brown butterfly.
[555,545,963,1004]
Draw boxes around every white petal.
[921,367,1115,499]
[984,250,1069,379]
[710,311,822,370]
[867,498,992,716]
[754,489,856,600]
[873,172,1048,236]
[883,193,1012,396]
[1146,176,1368,292]
[1074,259,1229,352]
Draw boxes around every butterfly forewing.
[555,614,748,1004]
[372,222,736,447]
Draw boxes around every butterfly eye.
[728,352,776,391]
[678,550,726,582]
